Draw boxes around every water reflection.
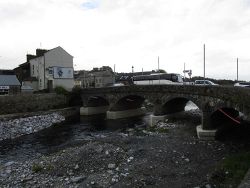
[80,113,148,130]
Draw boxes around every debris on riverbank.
[1,115,249,188]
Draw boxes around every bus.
[132,73,183,85]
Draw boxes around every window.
[32,65,35,75]
[48,68,53,75]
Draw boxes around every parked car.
[234,82,250,88]
[194,80,218,85]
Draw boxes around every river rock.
[108,163,116,169]
[71,176,86,183]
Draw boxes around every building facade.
[15,47,74,91]
[75,66,115,88]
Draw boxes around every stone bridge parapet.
[80,85,250,139]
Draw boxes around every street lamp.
[237,58,239,81]
[131,66,134,85]
[203,44,206,81]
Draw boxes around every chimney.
[26,54,37,62]
[36,49,48,57]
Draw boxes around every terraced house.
[14,46,74,91]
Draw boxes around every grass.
[146,126,169,133]
[210,151,250,187]
[157,127,169,133]
[31,163,43,173]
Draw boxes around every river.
[0,101,198,165]
[1,102,250,187]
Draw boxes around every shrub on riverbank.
[54,86,69,95]
[210,151,250,187]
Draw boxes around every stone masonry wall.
[0,93,67,115]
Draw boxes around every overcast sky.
[1,0,250,80]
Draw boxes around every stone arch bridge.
[80,85,250,139]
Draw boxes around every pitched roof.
[0,75,21,86]
[47,46,73,58]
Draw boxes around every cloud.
[1,0,250,81]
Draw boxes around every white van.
[194,80,218,86]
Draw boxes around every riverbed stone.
[0,113,65,141]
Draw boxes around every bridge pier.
[149,114,168,127]
[196,109,217,140]
[148,101,168,126]
[106,107,146,119]
[196,125,216,140]
[80,106,109,116]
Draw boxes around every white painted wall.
[44,47,74,91]
[29,46,74,91]
[30,56,45,90]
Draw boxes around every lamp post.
[131,66,134,85]
[237,58,238,81]
[203,44,206,82]
[183,62,186,81]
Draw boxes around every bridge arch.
[109,95,145,111]
[210,107,240,129]
[85,96,109,107]
[107,94,146,119]
[163,97,194,114]
[80,96,110,116]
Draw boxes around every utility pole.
[237,58,238,81]
[158,56,159,71]
[113,64,116,84]
[158,56,160,84]
[131,66,134,84]
[203,44,206,82]
[183,62,186,81]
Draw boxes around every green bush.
[210,152,250,187]
[54,86,69,95]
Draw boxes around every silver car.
[234,82,250,88]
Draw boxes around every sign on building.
[0,86,10,89]
[53,67,73,79]
[0,86,9,95]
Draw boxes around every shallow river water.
[0,102,199,165]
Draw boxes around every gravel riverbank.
[0,111,250,188]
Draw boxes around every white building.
[21,46,74,91]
